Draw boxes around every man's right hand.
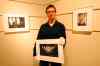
[33,56,39,60]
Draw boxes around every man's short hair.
[45,4,56,13]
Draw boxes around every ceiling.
[9,0,59,6]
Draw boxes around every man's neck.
[48,19,56,27]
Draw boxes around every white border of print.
[73,8,93,32]
[35,39,64,64]
[3,14,29,32]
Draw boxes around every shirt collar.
[48,19,56,27]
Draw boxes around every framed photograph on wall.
[73,8,93,32]
[34,39,64,64]
[3,14,29,32]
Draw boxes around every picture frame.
[29,16,46,30]
[73,8,93,32]
[35,39,64,63]
[3,14,29,32]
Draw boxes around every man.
[33,4,66,66]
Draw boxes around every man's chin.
[48,18,55,21]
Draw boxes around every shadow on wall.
[72,31,92,35]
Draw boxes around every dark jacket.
[33,20,66,56]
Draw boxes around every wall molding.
[0,29,100,33]
[8,0,60,6]
[29,29,100,32]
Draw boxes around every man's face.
[46,7,56,21]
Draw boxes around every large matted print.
[34,39,64,64]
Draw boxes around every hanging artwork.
[73,8,93,32]
[3,14,29,32]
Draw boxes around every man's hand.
[59,37,65,45]
[33,56,39,60]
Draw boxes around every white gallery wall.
[0,0,42,66]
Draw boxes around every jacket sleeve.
[62,26,66,48]
[33,25,44,56]
[59,24,66,48]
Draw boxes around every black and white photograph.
[8,17,25,28]
[3,15,29,32]
[40,44,58,57]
